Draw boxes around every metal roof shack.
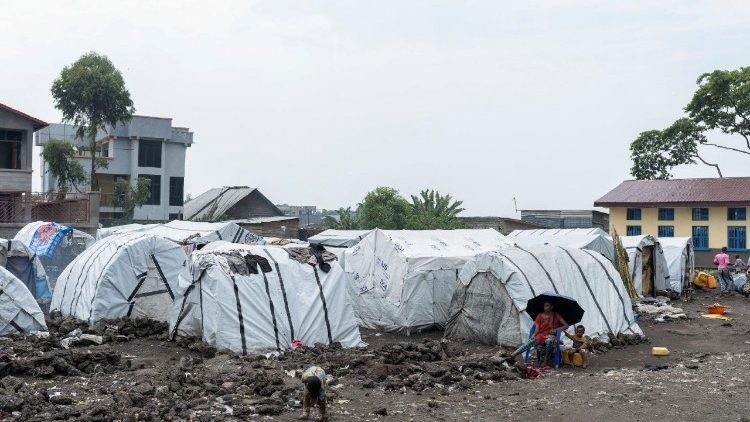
[183,186,283,222]
[595,177,750,207]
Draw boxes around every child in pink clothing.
[714,247,732,295]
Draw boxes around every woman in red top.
[509,302,570,366]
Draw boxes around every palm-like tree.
[323,207,358,229]
[408,190,465,229]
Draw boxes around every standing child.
[300,366,327,421]
[563,325,591,368]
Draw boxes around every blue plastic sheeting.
[29,223,72,258]
[734,274,746,292]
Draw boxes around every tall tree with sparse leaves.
[630,66,750,179]
[112,177,151,220]
[406,189,465,229]
[41,139,87,193]
[51,52,135,190]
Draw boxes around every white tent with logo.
[0,238,51,300]
[168,241,363,354]
[14,221,95,286]
[658,237,694,294]
[95,220,264,246]
[308,230,372,248]
[620,235,671,296]
[445,246,641,346]
[507,228,614,261]
[342,229,514,334]
[0,266,48,334]
[51,232,187,323]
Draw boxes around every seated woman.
[508,301,569,367]
[563,325,590,368]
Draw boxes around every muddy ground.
[0,289,748,421]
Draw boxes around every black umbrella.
[526,292,584,326]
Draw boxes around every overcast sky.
[3,1,750,216]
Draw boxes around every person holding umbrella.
[508,293,584,368]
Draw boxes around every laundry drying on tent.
[168,241,363,354]
[444,246,641,347]
[14,221,94,286]
[0,266,48,335]
[620,235,671,296]
[507,228,614,261]
[96,220,265,256]
[0,238,52,302]
[658,237,694,295]
[51,232,187,323]
[342,229,514,334]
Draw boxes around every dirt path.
[2,289,749,421]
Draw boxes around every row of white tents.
[0,221,693,354]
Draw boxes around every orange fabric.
[533,312,562,343]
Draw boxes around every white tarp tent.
[342,229,514,333]
[620,235,671,296]
[95,220,264,246]
[508,228,614,261]
[0,266,47,334]
[445,246,641,347]
[169,241,363,354]
[658,237,694,293]
[308,230,372,248]
[0,238,51,300]
[14,221,95,287]
[51,232,187,323]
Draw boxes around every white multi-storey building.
[36,115,193,221]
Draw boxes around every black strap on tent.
[65,233,122,315]
[263,249,295,342]
[215,230,223,240]
[231,275,248,355]
[134,289,168,298]
[169,267,204,341]
[81,234,149,320]
[262,272,281,352]
[515,246,560,293]
[151,254,174,300]
[127,273,148,302]
[581,250,636,334]
[0,290,22,333]
[494,251,537,296]
[232,227,243,243]
[559,247,613,333]
[313,267,333,343]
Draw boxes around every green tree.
[323,207,358,229]
[51,52,135,190]
[112,177,151,220]
[41,139,87,193]
[406,189,465,229]
[356,187,410,229]
[630,67,750,179]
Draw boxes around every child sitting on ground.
[300,366,327,421]
[563,325,590,368]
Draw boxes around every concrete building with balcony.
[36,116,193,221]
[0,103,47,198]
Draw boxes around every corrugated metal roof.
[595,177,750,207]
[183,187,257,221]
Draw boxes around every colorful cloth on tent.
[30,223,73,257]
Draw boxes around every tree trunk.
[89,136,98,191]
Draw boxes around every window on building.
[693,226,709,250]
[169,213,180,221]
[692,208,709,221]
[626,208,641,221]
[626,225,641,236]
[138,139,162,168]
[169,177,184,206]
[658,208,674,221]
[658,226,674,238]
[140,174,161,205]
[728,207,747,221]
[99,141,109,158]
[728,226,747,251]
[0,130,23,169]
